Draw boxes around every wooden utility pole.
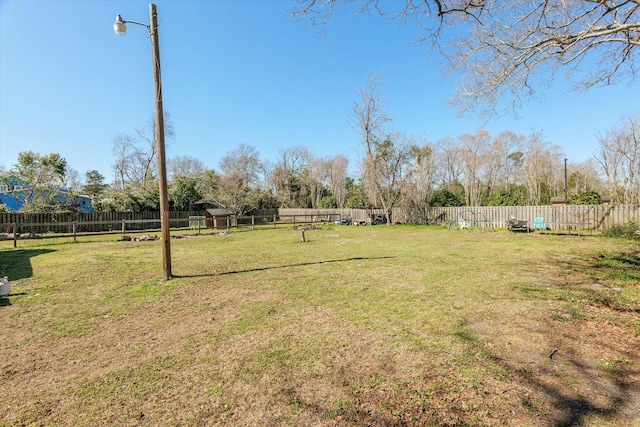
[149,3,172,280]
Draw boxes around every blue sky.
[1,0,638,183]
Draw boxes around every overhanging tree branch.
[291,0,640,116]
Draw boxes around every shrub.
[486,189,525,206]
[602,218,640,240]
[570,191,601,205]
[429,189,463,207]
[319,194,337,208]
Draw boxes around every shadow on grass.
[292,250,639,426]
[174,256,396,278]
[0,292,27,306]
[0,248,54,307]
[334,324,634,426]
[0,248,55,280]
[557,251,640,311]
[501,249,640,425]
[486,337,634,427]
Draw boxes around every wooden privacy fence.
[0,212,345,247]
[2,214,205,247]
[2,205,637,241]
[0,211,343,236]
[0,211,201,234]
[280,206,640,230]
[278,206,639,231]
[390,204,639,231]
[278,208,385,225]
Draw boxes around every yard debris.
[291,225,323,231]
[0,232,41,240]
[549,348,559,359]
[135,235,159,241]
[119,234,159,242]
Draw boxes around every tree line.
[1,83,638,222]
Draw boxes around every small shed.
[600,196,612,205]
[203,208,236,229]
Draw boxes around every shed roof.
[550,197,567,204]
[204,208,234,216]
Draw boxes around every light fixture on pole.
[113,4,172,280]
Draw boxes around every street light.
[113,4,172,280]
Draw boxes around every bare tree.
[213,145,265,214]
[260,160,275,192]
[219,144,262,188]
[490,131,525,192]
[325,155,349,208]
[111,131,158,190]
[271,146,314,207]
[521,131,564,205]
[112,114,176,191]
[567,160,606,198]
[403,142,436,223]
[595,114,640,203]
[352,73,391,150]
[132,113,176,187]
[111,133,137,190]
[458,130,492,206]
[361,132,414,225]
[168,155,205,180]
[216,170,254,216]
[595,132,624,201]
[134,129,157,187]
[352,74,414,224]
[617,113,639,204]
[198,169,220,206]
[291,0,640,116]
[305,158,328,208]
[64,166,83,196]
[434,136,462,191]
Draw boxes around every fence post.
[121,219,126,239]
[252,215,255,231]
[274,214,277,229]
[226,216,230,231]
[13,222,17,248]
[73,222,77,243]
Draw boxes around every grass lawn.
[1,225,639,426]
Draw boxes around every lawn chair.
[532,217,547,231]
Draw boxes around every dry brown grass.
[1,226,639,426]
